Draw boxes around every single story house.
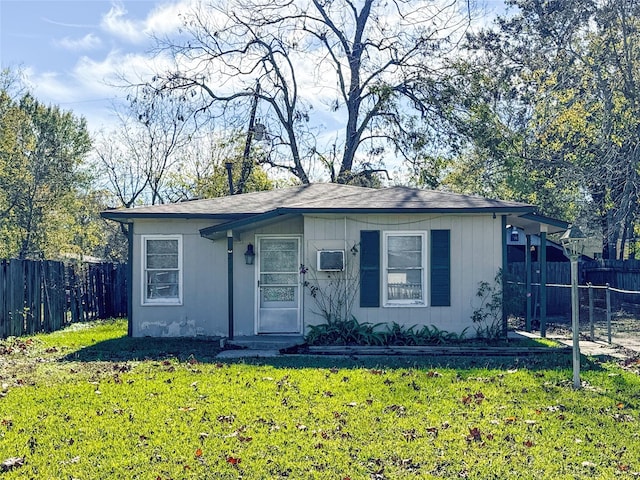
[101,183,566,339]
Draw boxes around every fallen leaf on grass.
[402,429,418,441]
[1,457,24,472]
[195,448,203,458]
[226,456,241,465]
[467,427,482,442]
[383,404,406,416]
[462,392,485,405]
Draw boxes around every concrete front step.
[225,335,305,351]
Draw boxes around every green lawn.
[1,320,639,479]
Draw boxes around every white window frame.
[141,234,183,306]
[383,231,426,307]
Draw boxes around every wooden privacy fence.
[509,259,640,316]
[0,260,127,339]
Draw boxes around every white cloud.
[144,1,194,36]
[55,33,103,51]
[101,0,191,44]
[101,1,148,44]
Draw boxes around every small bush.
[305,318,464,346]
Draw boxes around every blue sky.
[1,0,507,134]
[0,0,181,130]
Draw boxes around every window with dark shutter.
[430,229,450,306]
[359,230,380,307]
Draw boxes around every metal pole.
[126,223,134,337]
[526,234,532,332]
[501,216,508,337]
[227,231,234,340]
[588,283,594,341]
[225,162,234,195]
[571,257,581,389]
[606,283,612,344]
[540,231,547,337]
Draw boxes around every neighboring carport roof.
[512,212,569,235]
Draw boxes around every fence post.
[588,283,594,341]
[606,283,611,344]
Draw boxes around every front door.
[256,236,301,333]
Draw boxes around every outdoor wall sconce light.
[244,243,255,265]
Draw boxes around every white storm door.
[257,237,301,333]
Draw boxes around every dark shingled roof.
[101,183,534,221]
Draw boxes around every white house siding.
[302,213,503,336]
[131,213,499,338]
[132,219,226,337]
[131,216,304,338]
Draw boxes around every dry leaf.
[1,457,24,472]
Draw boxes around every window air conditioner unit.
[317,250,345,271]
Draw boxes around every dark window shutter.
[430,230,451,306]
[360,230,380,307]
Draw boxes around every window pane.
[261,240,297,252]
[386,234,423,302]
[147,253,178,269]
[387,269,422,300]
[147,239,178,254]
[147,239,178,269]
[146,271,179,299]
[388,235,421,252]
[260,251,297,272]
[387,235,421,268]
[260,273,298,285]
[388,251,421,268]
[262,286,295,302]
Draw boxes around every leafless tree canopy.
[146,0,471,184]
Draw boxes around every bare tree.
[95,90,195,209]
[144,0,470,184]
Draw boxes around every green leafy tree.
[0,85,94,259]
[446,0,640,258]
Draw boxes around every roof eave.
[280,206,534,215]
[100,211,252,222]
